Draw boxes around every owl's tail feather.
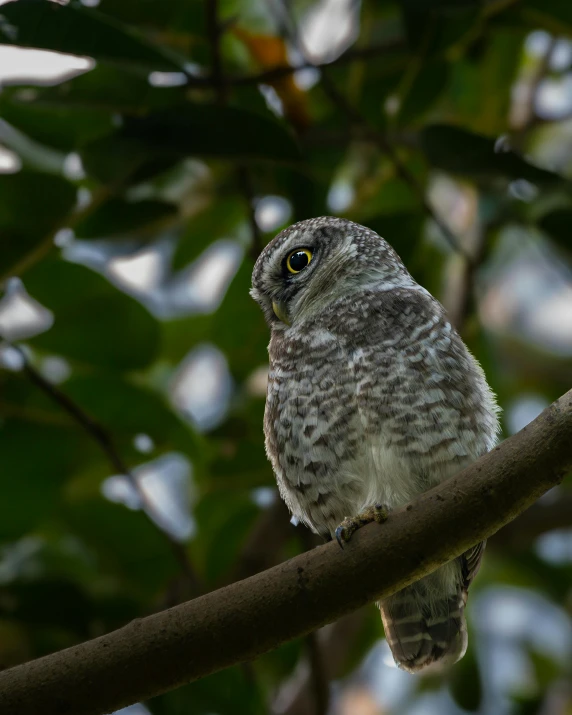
[379,579,467,674]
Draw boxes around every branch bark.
[1,389,572,715]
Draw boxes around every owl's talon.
[334,504,389,548]
[335,525,347,548]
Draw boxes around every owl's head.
[250,216,415,328]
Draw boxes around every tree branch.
[1,388,571,715]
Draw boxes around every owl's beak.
[272,300,290,326]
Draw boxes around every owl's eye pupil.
[290,252,308,271]
[286,248,313,274]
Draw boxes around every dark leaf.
[172,198,245,270]
[422,124,564,185]
[63,498,180,596]
[0,0,184,72]
[361,212,424,269]
[95,0,205,34]
[81,104,300,184]
[74,198,179,239]
[63,373,201,460]
[397,60,450,126]
[399,0,481,51]
[151,667,266,715]
[0,420,91,539]
[211,261,269,381]
[0,99,114,152]
[538,208,572,251]
[0,170,76,276]
[31,64,187,114]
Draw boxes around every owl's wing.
[460,540,486,595]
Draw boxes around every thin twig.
[305,632,330,715]
[182,38,405,89]
[237,164,264,261]
[6,343,203,596]
[203,1,262,259]
[205,0,227,104]
[441,216,489,333]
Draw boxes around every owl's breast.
[263,302,499,537]
[264,327,366,535]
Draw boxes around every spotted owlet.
[251,217,499,673]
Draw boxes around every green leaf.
[476,29,525,135]
[399,0,481,51]
[63,373,200,460]
[161,261,269,380]
[172,197,245,270]
[0,170,76,277]
[96,0,205,34]
[63,497,180,596]
[81,104,300,184]
[25,259,161,370]
[397,60,450,126]
[74,198,179,239]
[421,124,564,185]
[151,667,266,715]
[0,0,184,72]
[0,420,92,539]
[361,212,424,270]
[211,261,269,381]
[193,490,259,586]
[353,176,420,217]
[0,100,115,152]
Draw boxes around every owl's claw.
[335,504,389,549]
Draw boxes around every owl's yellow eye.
[286,248,313,274]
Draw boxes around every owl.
[250,217,500,674]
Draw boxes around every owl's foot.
[335,504,389,548]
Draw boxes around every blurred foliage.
[0,1,572,714]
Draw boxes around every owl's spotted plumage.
[251,217,499,673]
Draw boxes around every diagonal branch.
[0,388,571,715]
